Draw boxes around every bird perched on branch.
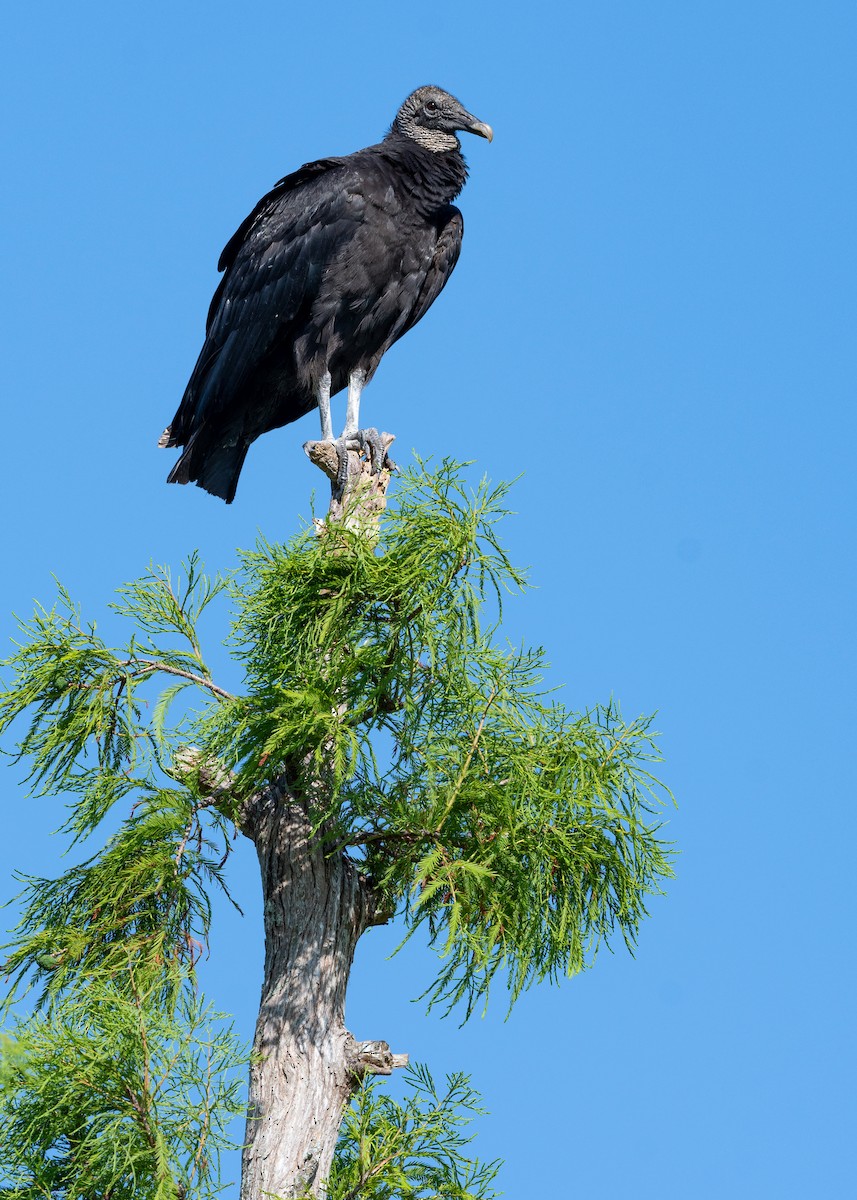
[159,85,492,503]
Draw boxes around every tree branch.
[124,659,234,702]
[331,827,440,857]
[344,1036,409,1081]
[434,686,498,833]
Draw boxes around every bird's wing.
[209,157,344,323]
[397,205,464,338]
[167,157,355,444]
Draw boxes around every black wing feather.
[216,158,345,273]
[397,207,463,340]
[167,157,356,445]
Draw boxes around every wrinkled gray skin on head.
[393,85,494,153]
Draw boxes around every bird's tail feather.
[166,431,249,504]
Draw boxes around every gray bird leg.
[317,371,333,441]
[333,368,366,492]
[339,368,390,475]
[327,368,394,491]
[342,368,366,436]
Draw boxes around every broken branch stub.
[304,433,396,531]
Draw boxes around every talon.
[355,428,386,474]
[334,436,349,495]
[323,428,395,495]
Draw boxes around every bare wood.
[304,433,396,529]
[345,1037,410,1079]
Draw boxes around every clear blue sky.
[2,2,855,1195]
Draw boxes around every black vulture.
[159,85,492,503]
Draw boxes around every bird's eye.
[424,101,439,115]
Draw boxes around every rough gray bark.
[238,440,403,1200]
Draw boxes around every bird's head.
[392,86,493,152]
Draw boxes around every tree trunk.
[238,781,376,1198]
[238,440,402,1200]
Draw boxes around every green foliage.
[204,460,675,1015]
[0,459,675,1196]
[1,556,229,816]
[1,461,673,1020]
[328,1064,500,1200]
[0,557,248,1195]
[3,783,235,1012]
[0,555,237,1012]
[0,974,246,1199]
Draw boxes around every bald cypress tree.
[0,449,673,1199]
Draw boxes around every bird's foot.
[305,431,396,498]
[332,430,394,494]
[354,427,396,475]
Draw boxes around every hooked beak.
[458,111,494,143]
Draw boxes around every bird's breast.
[300,213,434,380]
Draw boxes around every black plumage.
[160,85,492,502]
